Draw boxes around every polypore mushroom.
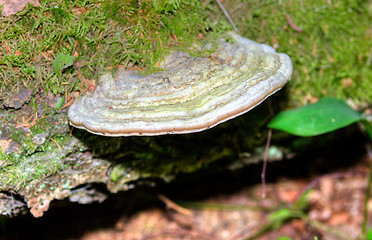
[68,33,293,136]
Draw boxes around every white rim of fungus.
[68,33,293,136]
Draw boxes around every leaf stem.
[261,129,272,198]
[215,0,239,32]
[361,143,372,240]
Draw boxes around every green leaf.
[54,96,64,111]
[367,227,372,240]
[276,237,292,240]
[52,53,75,76]
[268,208,294,222]
[361,119,372,140]
[267,208,304,229]
[293,190,310,211]
[268,98,364,137]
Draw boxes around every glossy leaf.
[367,227,372,240]
[268,98,364,137]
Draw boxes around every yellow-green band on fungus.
[67,33,293,137]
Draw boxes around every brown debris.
[0,0,40,17]
[3,87,31,109]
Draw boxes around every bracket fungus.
[68,33,293,136]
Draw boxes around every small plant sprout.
[267,97,372,239]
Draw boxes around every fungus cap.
[68,33,293,136]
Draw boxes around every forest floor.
[1,1,372,239]
[1,130,371,240]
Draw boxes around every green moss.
[0,0,231,190]
[2,0,370,198]
[2,0,370,104]
[0,0,222,99]
[0,150,64,190]
[0,131,79,190]
[209,0,372,107]
[0,106,78,190]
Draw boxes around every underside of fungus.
[68,33,293,136]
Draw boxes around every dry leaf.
[0,0,40,17]
[0,139,12,154]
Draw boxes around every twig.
[366,47,372,67]
[158,36,163,49]
[144,228,217,240]
[367,25,372,67]
[158,193,191,215]
[175,200,274,211]
[4,40,11,53]
[59,98,75,111]
[50,138,62,151]
[15,113,44,129]
[285,14,303,32]
[261,129,272,198]
[215,0,239,32]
